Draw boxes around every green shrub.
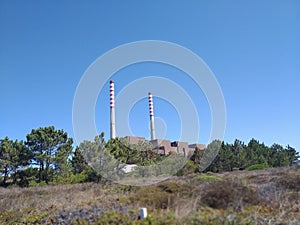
[52,172,88,184]
[29,180,47,187]
[21,211,48,224]
[130,182,194,209]
[191,175,222,183]
[0,210,18,224]
[246,163,269,171]
[130,185,172,209]
[206,171,215,176]
[200,181,260,210]
[176,160,198,176]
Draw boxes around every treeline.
[198,139,299,173]
[0,126,299,187]
[0,126,74,186]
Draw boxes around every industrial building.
[109,80,206,156]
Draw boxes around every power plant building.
[124,136,146,145]
[124,136,206,156]
[109,80,206,156]
[150,139,175,155]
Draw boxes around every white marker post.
[139,207,148,219]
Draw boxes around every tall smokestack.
[110,80,116,139]
[148,92,156,140]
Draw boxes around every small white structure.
[140,207,148,219]
[121,164,137,173]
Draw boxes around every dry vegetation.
[0,166,299,224]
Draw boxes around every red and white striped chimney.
[110,80,116,139]
[148,92,156,140]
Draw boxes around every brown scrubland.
[0,166,299,225]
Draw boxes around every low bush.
[21,210,48,224]
[0,210,18,224]
[52,172,89,184]
[130,185,173,209]
[176,160,198,176]
[246,163,269,171]
[272,173,300,191]
[200,181,260,210]
[130,181,194,209]
[29,180,47,187]
[157,181,193,195]
[191,175,222,183]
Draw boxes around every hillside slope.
[0,166,299,224]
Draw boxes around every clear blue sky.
[1,1,299,151]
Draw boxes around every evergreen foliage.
[25,126,73,184]
[0,126,299,187]
[204,138,299,172]
[0,137,31,185]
